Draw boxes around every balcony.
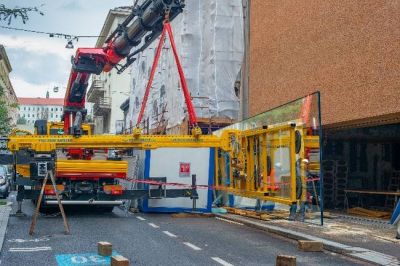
[93,97,111,116]
[87,78,106,102]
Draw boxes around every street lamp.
[65,40,74,49]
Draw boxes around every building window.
[28,114,30,118]
[28,107,30,111]
[55,108,58,111]
[32,114,35,118]
[24,107,26,111]
[55,115,58,118]
[51,108,53,111]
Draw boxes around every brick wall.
[249,0,400,128]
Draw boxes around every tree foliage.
[0,87,11,135]
[0,4,44,24]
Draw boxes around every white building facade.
[17,98,64,131]
[87,7,132,134]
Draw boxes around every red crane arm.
[62,0,186,136]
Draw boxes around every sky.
[0,0,131,98]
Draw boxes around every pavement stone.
[0,203,12,255]
[216,213,400,266]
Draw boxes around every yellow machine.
[215,123,320,206]
[34,122,92,136]
[3,121,320,211]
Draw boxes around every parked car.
[0,165,10,198]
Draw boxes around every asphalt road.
[0,200,365,266]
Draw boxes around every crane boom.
[63,0,185,136]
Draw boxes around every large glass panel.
[214,92,323,225]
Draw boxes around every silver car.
[0,165,10,198]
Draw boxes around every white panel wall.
[145,148,212,211]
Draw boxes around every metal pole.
[191,174,197,212]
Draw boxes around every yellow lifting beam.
[6,133,228,153]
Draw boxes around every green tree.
[0,86,11,135]
[0,4,44,24]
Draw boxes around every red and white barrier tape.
[120,177,321,190]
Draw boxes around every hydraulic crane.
[63,0,190,137]
[2,0,208,213]
[0,0,322,218]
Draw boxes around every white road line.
[215,217,244,226]
[211,257,234,266]
[9,247,52,252]
[163,231,177,238]
[136,216,146,221]
[183,242,202,251]
[148,222,160,228]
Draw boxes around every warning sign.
[179,162,190,177]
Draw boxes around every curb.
[215,213,400,266]
[0,204,11,254]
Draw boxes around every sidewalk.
[216,213,400,266]
[0,201,11,254]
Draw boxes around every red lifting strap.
[136,21,198,128]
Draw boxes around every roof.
[18,97,64,106]
[0,45,12,73]
[95,7,131,48]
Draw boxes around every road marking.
[211,257,234,266]
[56,252,118,266]
[215,217,244,226]
[163,231,177,238]
[183,242,202,251]
[136,216,146,221]
[148,222,159,228]
[9,246,52,252]
[8,237,50,243]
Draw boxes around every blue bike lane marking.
[55,251,119,266]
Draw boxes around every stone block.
[298,240,323,252]
[97,241,112,256]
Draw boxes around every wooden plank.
[50,171,70,234]
[29,170,70,236]
[29,173,48,235]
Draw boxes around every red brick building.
[244,1,400,209]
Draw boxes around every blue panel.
[141,150,151,212]
[228,194,234,207]
[206,148,214,212]
[390,200,400,225]
[56,252,118,266]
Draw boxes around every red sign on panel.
[179,162,190,177]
